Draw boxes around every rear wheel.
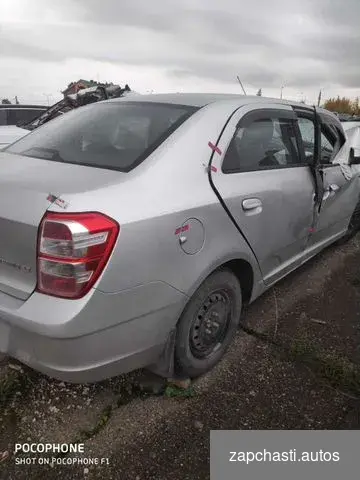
[175,269,242,378]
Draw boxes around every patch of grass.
[316,353,360,395]
[75,404,113,443]
[288,337,316,362]
[288,337,360,397]
[66,381,160,449]
[164,384,195,398]
[53,404,114,458]
[244,327,360,398]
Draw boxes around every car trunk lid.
[0,152,124,300]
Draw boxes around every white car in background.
[342,120,360,132]
[0,104,47,149]
[340,118,360,159]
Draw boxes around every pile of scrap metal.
[22,84,134,131]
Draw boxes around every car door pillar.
[312,106,326,213]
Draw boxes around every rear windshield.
[5,101,198,172]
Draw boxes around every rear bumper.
[0,282,186,383]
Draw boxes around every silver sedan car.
[0,93,359,383]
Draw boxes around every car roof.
[107,92,335,117]
[0,104,47,109]
[108,92,299,107]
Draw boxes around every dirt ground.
[1,235,360,480]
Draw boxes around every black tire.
[175,269,242,378]
[338,198,360,244]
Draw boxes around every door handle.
[242,198,262,211]
[323,184,340,201]
[329,184,340,192]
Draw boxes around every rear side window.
[297,117,315,162]
[6,102,198,172]
[223,116,300,173]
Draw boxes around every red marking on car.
[175,224,190,235]
[309,227,316,233]
[54,197,69,209]
[210,165,218,173]
[46,194,69,209]
[47,194,57,203]
[208,141,222,155]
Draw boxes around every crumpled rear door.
[311,125,360,246]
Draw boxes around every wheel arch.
[148,255,258,378]
[218,258,254,306]
[185,255,257,307]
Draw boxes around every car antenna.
[236,76,247,95]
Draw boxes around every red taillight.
[37,212,120,299]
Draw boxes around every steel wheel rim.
[189,289,233,359]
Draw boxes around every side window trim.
[236,108,295,128]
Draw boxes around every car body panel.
[0,152,127,300]
[210,103,316,284]
[44,100,262,298]
[0,93,359,382]
[0,283,186,382]
[303,116,360,252]
[307,164,359,248]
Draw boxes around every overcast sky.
[0,0,359,106]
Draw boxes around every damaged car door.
[210,104,315,285]
[298,111,360,255]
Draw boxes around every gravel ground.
[1,236,360,480]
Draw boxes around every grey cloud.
[313,0,360,29]
[69,0,293,49]
[0,37,65,62]
[1,0,360,92]
[168,59,284,88]
[303,32,360,66]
